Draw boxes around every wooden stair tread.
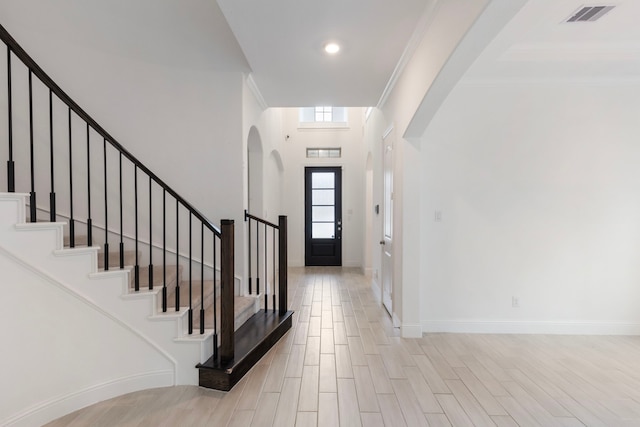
[197,310,293,391]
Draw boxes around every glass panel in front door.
[311,171,336,239]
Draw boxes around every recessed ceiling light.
[324,42,340,54]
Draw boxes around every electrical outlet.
[434,210,442,222]
[512,296,520,308]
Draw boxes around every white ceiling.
[462,0,640,84]
[217,0,432,107]
[9,0,638,111]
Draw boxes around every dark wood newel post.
[278,215,288,315]
[220,219,235,364]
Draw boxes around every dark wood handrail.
[244,210,279,229]
[0,22,221,237]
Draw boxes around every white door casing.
[381,127,394,315]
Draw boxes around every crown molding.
[376,0,441,109]
[246,73,268,110]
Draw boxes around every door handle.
[379,241,385,245]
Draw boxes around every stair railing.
[0,23,235,362]
[244,210,288,316]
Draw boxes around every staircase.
[0,21,292,427]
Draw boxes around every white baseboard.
[371,280,381,303]
[422,320,640,335]
[401,323,423,338]
[392,312,401,328]
[2,370,174,427]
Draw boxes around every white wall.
[280,108,366,268]
[420,82,640,334]
[364,0,491,336]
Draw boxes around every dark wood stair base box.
[197,309,294,391]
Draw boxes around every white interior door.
[381,131,393,315]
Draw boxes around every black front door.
[305,167,342,266]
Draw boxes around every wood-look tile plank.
[366,354,394,394]
[285,344,306,378]
[435,394,475,427]
[333,321,348,345]
[557,417,588,427]
[294,412,317,427]
[311,301,322,317]
[359,327,380,354]
[348,336,368,365]
[250,393,279,427]
[460,356,510,397]
[337,378,362,427]
[360,412,385,427]
[332,305,344,323]
[318,393,339,427]
[308,316,321,337]
[391,379,429,426]
[228,409,254,427]
[236,365,270,410]
[422,345,459,380]
[298,365,320,412]
[454,366,508,416]
[353,366,380,412]
[319,354,337,393]
[502,381,564,427]
[304,336,320,366]
[321,310,333,329]
[445,379,497,426]
[263,352,289,392]
[345,316,360,336]
[425,413,453,427]
[491,415,519,427]
[403,366,442,413]
[412,354,450,394]
[335,344,354,378]
[377,394,408,427]
[294,321,309,345]
[497,396,544,427]
[273,377,302,427]
[320,328,335,354]
[506,368,572,417]
[378,345,408,379]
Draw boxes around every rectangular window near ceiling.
[315,106,332,122]
[298,107,349,129]
[307,148,341,158]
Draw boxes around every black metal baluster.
[162,189,167,312]
[134,165,139,291]
[256,220,260,296]
[273,227,276,313]
[175,200,180,311]
[213,235,218,360]
[188,213,193,334]
[119,152,124,268]
[68,108,75,247]
[200,223,205,334]
[49,89,56,221]
[264,223,268,312]
[28,70,36,222]
[86,123,92,246]
[247,212,252,295]
[148,176,153,289]
[6,46,14,192]
[103,138,109,270]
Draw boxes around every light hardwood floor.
[46,267,640,426]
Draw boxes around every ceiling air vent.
[565,5,615,22]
